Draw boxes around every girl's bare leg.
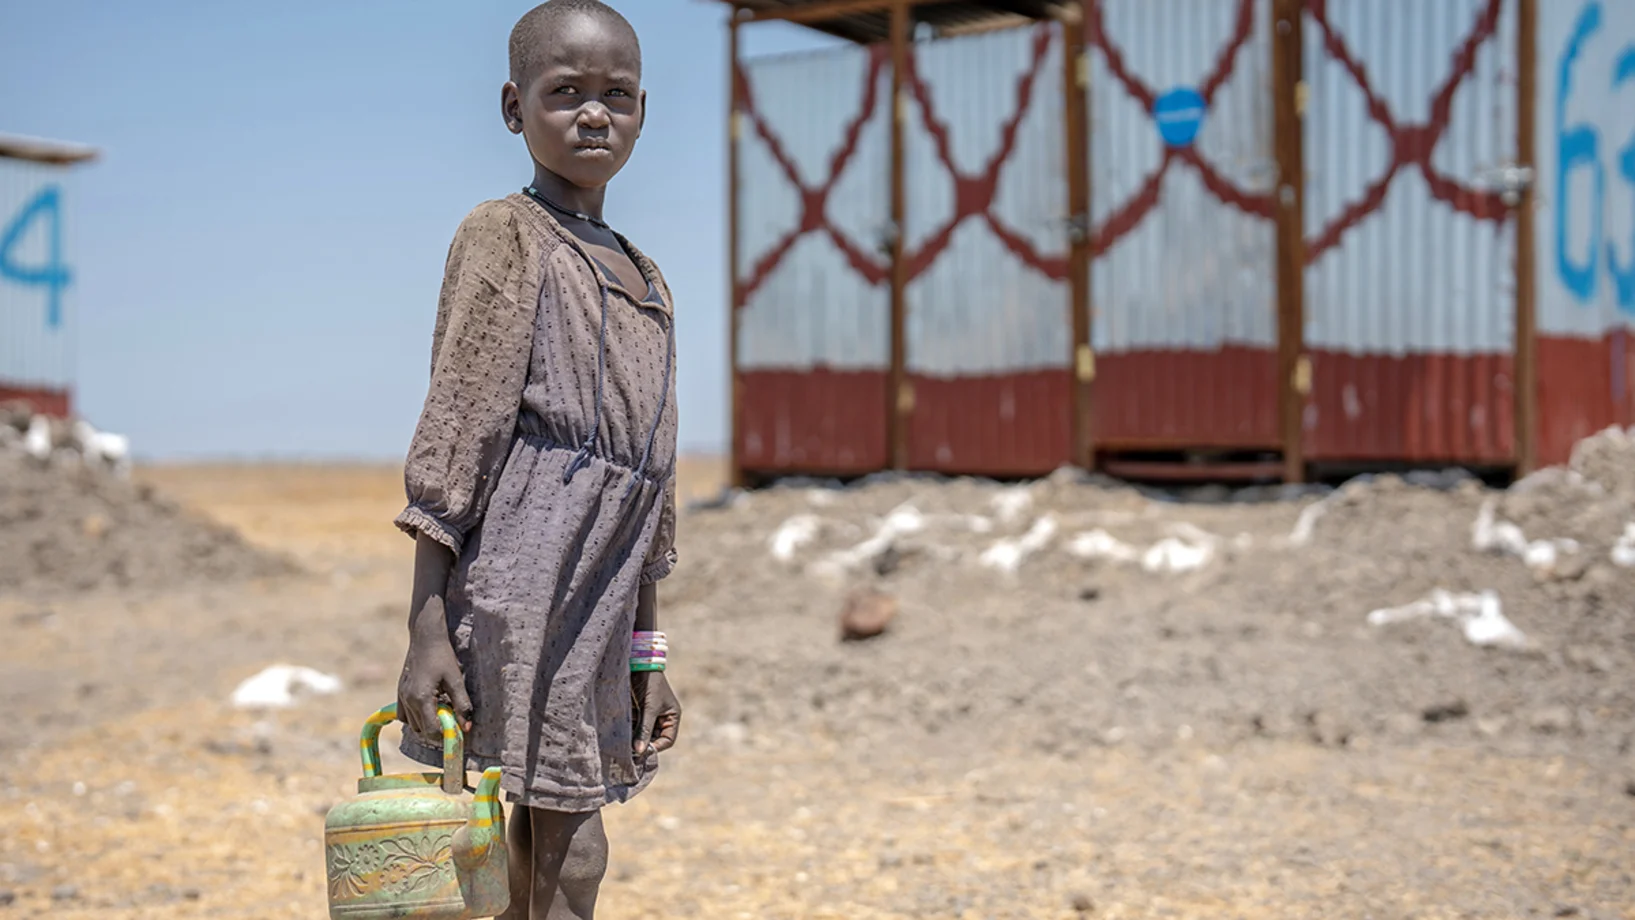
[498,804,533,920]
[502,806,608,920]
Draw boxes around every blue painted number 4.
[0,185,71,330]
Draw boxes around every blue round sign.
[1153,87,1206,148]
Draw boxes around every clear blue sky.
[0,1,837,460]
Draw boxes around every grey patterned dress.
[394,192,677,813]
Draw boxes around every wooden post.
[728,11,745,487]
[1061,4,1093,470]
[888,0,911,470]
[1514,0,1539,476]
[1271,0,1306,484]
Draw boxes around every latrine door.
[1085,0,1283,453]
[1301,0,1519,464]
[901,23,1076,476]
[734,43,893,476]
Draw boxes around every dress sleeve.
[394,201,537,557]
[640,474,679,584]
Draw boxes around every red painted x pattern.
[1304,0,1510,262]
[1086,0,1274,257]
[734,47,893,305]
[735,26,1067,306]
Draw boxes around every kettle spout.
[454,767,507,872]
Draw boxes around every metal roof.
[0,133,99,165]
[723,0,1069,44]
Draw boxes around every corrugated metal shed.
[726,0,1633,482]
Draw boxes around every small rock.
[1421,700,1470,724]
[1623,780,1635,798]
[710,722,750,747]
[1077,585,1101,602]
[1069,892,1096,913]
[81,513,110,540]
[871,545,903,577]
[840,588,898,642]
[51,885,78,902]
[1565,645,1613,674]
[1530,706,1575,735]
[1554,906,1580,917]
[878,852,903,870]
[183,888,202,901]
[0,890,14,907]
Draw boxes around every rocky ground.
[2,438,1634,919]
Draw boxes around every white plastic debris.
[230,665,344,709]
[979,515,1058,573]
[990,486,1034,524]
[1066,529,1141,564]
[1611,523,1635,568]
[809,503,926,578]
[1287,498,1329,547]
[769,514,822,563]
[1471,498,1579,575]
[1366,589,1530,650]
[23,415,52,460]
[1141,536,1215,574]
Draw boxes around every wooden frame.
[888,0,911,470]
[1271,0,1306,484]
[727,12,746,487]
[1061,4,1093,470]
[1514,0,1539,476]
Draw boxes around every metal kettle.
[323,704,510,919]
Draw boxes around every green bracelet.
[631,661,666,673]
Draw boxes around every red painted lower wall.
[0,384,71,418]
[1304,350,1515,464]
[1536,331,1634,468]
[1093,346,1280,450]
[905,370,1072,476]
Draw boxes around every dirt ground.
[2,453,1634,919]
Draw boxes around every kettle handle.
[359,703,465,795]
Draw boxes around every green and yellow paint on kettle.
[324,704,510,919]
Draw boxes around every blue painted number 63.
[1556,1,1635,313]
[0,185,71,330]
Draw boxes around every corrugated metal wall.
[730,0,1635,481]
[0,158,75,413]
[1301,0,1518,463]
[903,23,1072,475]
[1086,0,1281,450]
[1532,0,1635,465]
[735,43,893,474]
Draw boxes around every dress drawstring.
[563,272,610,486]
[527,183,671,498]
[558,248,673,506]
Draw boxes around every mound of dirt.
[666,446,1635,768]
[0,450,294,595]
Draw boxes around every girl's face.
[503,12,645,190]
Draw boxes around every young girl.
[393,2,680,916]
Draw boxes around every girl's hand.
[397,595,474,736]
[632,670,681,756]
